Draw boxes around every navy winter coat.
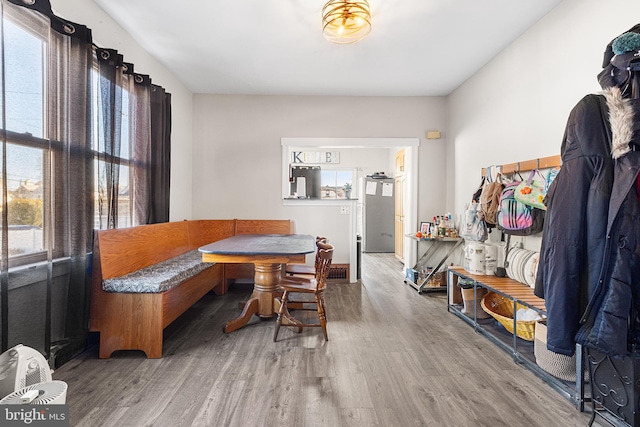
[534,90,614,356]
[574,150,640,357]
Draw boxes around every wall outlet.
[340,206,350,215]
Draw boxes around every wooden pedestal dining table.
[199,233,315,333]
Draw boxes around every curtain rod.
[481,154,561,177]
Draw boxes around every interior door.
[394,149,405,262]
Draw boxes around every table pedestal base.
[224,263,282,333]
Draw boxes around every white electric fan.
[0,344,54,400]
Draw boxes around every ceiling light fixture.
[322,0,371,44]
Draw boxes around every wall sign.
[291,151,340,164]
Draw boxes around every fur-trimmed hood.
[602,86,635,159]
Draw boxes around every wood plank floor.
[54,253,602,426]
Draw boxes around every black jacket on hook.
[574,149,640,357]
[534,89,614,356]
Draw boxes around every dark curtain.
[95,54,171,227]
[48,7,94,354]
[95,48,123,229]
[0,0,171,365]
[149,87,171,224]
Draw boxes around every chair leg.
[274,291,287,342]
[274,290,305,342]
[320,293,327,322]
[316,293,328,341]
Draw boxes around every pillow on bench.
[102,250,214,293]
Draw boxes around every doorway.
[281,138,419,283]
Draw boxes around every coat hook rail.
[482,154,561,177]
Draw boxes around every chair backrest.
[313,236,328,273]
[315,243,334,291]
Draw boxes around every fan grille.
[0,380,67,405]
[22,366,46,389]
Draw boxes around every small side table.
[403,235,464,294]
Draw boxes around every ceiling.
[92,0,563,97]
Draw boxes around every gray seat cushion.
[102,250,214,293]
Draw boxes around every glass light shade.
[322,0,371,44]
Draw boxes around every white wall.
[192,95,446,264]
[447,0,640,250]
[52,0,621,259]
[51,0,195,221]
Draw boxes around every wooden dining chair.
[273,242,333,342]
[284,236,327,277]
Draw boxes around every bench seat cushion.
[102,250,213,293]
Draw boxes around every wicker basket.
[534,319,585,382]
[481,292,536,341]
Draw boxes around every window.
[1,12,49,266]
[321,169,354,200]
[91,70,134,229]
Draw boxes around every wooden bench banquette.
[90,219,293,359]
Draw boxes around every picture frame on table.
[420,222,431,235]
